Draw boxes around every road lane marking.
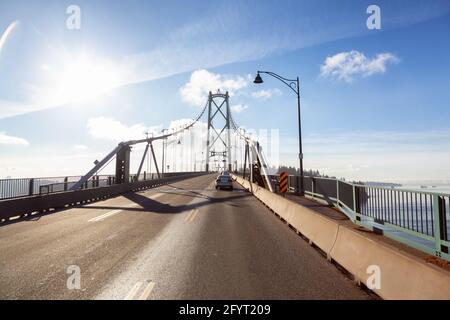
[88,193,165,222]
[150,189,217,193]
[188,209,199,223]
[138,281,155,300]
[208,179,216,189]
[88,209,123,222]
[124,282,143,300]
[185,209,195,222]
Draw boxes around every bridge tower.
[205,91,232,172]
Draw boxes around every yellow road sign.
[279,172,288,193]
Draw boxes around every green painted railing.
[264,174,450,262]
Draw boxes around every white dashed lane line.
[88,209,124,222]
[88,193,164,222]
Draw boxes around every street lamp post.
[161,129,167,177]
[166,137,182,173]
[254,71,304,196]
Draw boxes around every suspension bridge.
[0,92,449,300]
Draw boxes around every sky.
[0,0,450,183]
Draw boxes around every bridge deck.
[0,174,372,300]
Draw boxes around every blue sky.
[1,0,450,182]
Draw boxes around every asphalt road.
[0,174,372,300]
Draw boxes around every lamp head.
[253,73,264,84]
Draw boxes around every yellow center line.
[138,281,156,300]
[185,209,195,222]
[188,209,199,223]
[124,282,143,300]
[208,179,216,189]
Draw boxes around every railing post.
[311,177,316,196]
[432,194,449,256]
[353,185,357,213]
[64,177,68,191]
[28,179,34,196]
[356,187,361,213]
[336,179,340,203]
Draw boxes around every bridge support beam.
[115,145,131,184]
[150,143,161,178]
[136,143,150,181]
[243,142,249,180]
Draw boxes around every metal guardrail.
[38,178,111,195]
[0,172,206,223]
[261,174,450,261]
[0,172,170,200]
[0,175,111,199]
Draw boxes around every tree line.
[276,166,331,178]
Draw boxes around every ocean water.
[359,183,450,238]
[399,184,450,194]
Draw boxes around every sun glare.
[37,53,123,107]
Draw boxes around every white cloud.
[0,132,29,146]
[320,50,399,82]
[251,89,282,100]
[231,104,248,113]
[87,117,161,142]
[0,99,38,119]
[73,144,88,151]
[179,69,249,106]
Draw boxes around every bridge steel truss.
[69,91,274,193]
[70,102,208,191]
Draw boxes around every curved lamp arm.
[257,71,299,96]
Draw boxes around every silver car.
[215,174,233,191]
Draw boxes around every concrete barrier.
[250,182,339,255]
[234,175,450,300]
[330,225,450,300]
